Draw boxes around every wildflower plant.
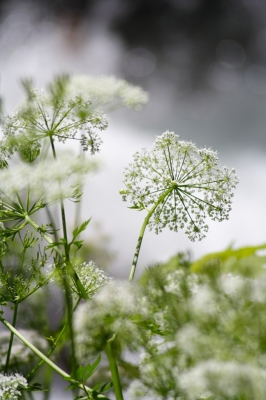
[0,73,248,400]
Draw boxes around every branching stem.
[49,135,77,379]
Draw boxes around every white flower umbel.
[0,78,108,163]
[66,75,149,111]
[121,131,239,280]
[0,151,96,204]
[0,373,28,400]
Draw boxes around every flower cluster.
[50,261,111,298]
[179,360,266,400]
[121,131,239,240]
[65,75,149,111]
[74,281,147,361]
[0,373,27,400]
[0,151,96,204]
[1,85,108,162]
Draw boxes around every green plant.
[0,74,257,400]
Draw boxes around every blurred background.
[0,0,265,276]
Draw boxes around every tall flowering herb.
[0,75,149,400]
[120,131,239,280]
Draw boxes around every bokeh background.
[0,0,265,279]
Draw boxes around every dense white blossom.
[66,75,149,111]
[0,151,96,203]
[74,281,146,362]
[0,373,27,400]
[121,131,239,240]
[179,360,266,400]
[50,261,111,297]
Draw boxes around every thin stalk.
[26,298,81,379]
[4,301,19,372]
[106,338,124,400]
[49,135,77,380]
[129,187,173,281]
[0,317,109,399]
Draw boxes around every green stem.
[0,317,109,399]
[49,135,77,380]
[129,187,173,281]
[106,338,124,400]
[26,298,81,379]
[4,301,18,373]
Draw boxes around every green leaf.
[76,354,101,382]
[72,240,84,250]
[72,219,91,241]
[98,381,113,393]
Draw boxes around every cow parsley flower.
[121,131,238,241]
[0,373,28,400]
